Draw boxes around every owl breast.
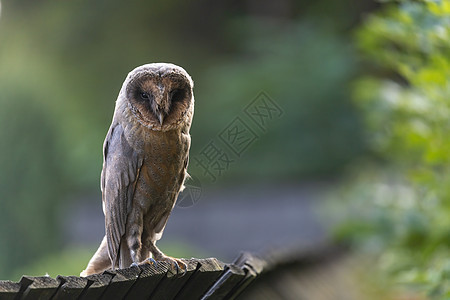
[129,126,190,241]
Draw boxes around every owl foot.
[130,257,158,269]
[157,255,187,276]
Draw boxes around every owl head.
[121,63,194,131]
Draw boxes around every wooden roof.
[0,253,265,300]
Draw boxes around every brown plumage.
[81,63,194,276]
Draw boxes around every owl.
[81,63,194,276]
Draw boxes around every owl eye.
[170,89,185,103]
[140,92,150,100]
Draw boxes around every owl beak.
[158,112,164,125]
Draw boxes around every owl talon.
[157,256,187,276]
[170,259,187,276]
[146,257,158,267]
[177,261,187,277]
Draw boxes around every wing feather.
[101,123,143,269]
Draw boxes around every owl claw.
[146,257,158,267]
[157,256,187,276]
[177,261,187,277]
[170,260,187,277]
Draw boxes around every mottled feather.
[101,123,143,268]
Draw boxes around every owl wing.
[101,122,143,269]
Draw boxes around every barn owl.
[81,63,194,276]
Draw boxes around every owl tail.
[117,239,133,269]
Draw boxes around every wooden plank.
[123,261,168,299]
[21,276,60,300]
[79,272,114,300]
[14,276,34,300]
[232,252,265,272]
[99,265,141,299]
[225,252,266,300]
[173,258,225,300]
[226,267,257,300]
[201,264,246,300]
[0,255,267,300]
[147,259,198,300]
[0,280,21,300]
[52,275,89,300]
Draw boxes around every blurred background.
[0,0,449,298]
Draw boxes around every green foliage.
[192,19,364,181]
[333,0,450,297]
[0,92,64,279]
[10,247,95,281]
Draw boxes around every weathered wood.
[15,276,34,300]
[232,252,265,273]
[147,259,198,300]
[0,280,20,300]
[99,266,141,299]
[0,254,280,300]
[78,272,114,300]
[123,261,168,299]
[52,275,89,300]
[225,252,265,299]
[174,258,225,300]
[201,264,246,300]
[20,276,60,300]
[238,250,360,300]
